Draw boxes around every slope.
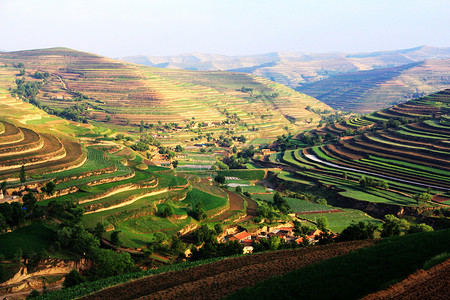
[273,89,450,211]
[119,46,450,112]
[298,59,450,113]
[0,48,331,143]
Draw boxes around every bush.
[63,269,85,288]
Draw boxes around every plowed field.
[363,259,450,300]
[82,240,376,300]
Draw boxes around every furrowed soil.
[362,259,450,300]
[82,240,376,300]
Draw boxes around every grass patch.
[0,222,56,259]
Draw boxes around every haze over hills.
[119,46,450,113]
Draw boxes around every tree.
[413,192,433,205]
[381,214,410,237]
[94,222,105,240]
[105,115,111,122]
[162,205,174,218]
[359,176,367,187]
[338,221,378,241]
[89,248,134,278]
[378,180,389,190]
[408,223,433,234]
[172,160,179,169]
[235,186,242,194]
[191,202,207,221]
[42,181,56,195]
[111,231,121,246]
[27,290,40,299]
[63,269,85,288]
[316,217,329,232]
[0,181,6,193]
[214,174,226,184]
[20,165,26,183]
[175,145,184,152]
[22,192,37,212]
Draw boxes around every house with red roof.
[228,231,252,243]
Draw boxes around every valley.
[0,48,448,300]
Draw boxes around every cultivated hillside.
[268,89,450,212]
[119,46,450,112]
[0,48,331,144]
[298,59,450,113]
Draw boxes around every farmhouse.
[228,231,252,243]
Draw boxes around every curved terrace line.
[84,188,169,214]
[304,154,450,192]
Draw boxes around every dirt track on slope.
[82,240,376,300]
[362,259,450,300]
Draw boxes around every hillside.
[38,229,450,299]
[267,89,450,215]
[0,48,330,145]
[119,46,450,112]
[297,59,450,113]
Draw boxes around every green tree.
[93,222,105,240]
[42,181,56,195]
[381,214,410,237]
[378,180,389,190]
[172,160,179,168]
[338,221,378,241]
[359,176,367,187]
[162,205,174,218]
[22,192,37,212]
[413,192,433,205]
[90,248,134,278]
[214,174,226,184]
[27,290,40,299]
[408,223,433,234]
[111,231,121,246]
[105,115,111,122]
[316,217,329,232]
[20,165,26,183]
[63,269,85,288]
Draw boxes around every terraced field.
[0,121,85,180]
[277,89,450,207]
[0,48,331,144]
[298,59,450,113]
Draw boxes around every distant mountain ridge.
[118,46,450,85]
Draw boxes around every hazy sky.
[1,0,449,58]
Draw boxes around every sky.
[1,0,449,58]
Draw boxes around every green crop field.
[297,209,382,232]
[182,188,228,215]
[217,169,265,181]
[0,222,56,259]
[286,198,331,213]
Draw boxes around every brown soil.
[82,240,376,300]
[432,195,450,203]
[210,189,244,222]
[362,259,450,300]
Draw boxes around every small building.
[228,231,252,243]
